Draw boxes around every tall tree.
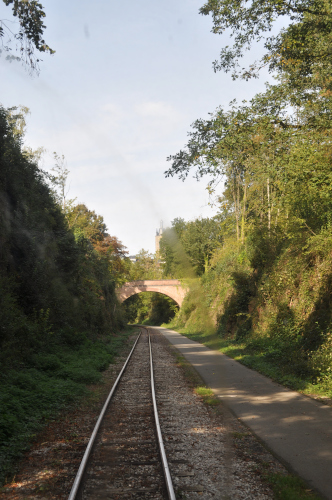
[181,217,223,274]
[49,153,71,211]
[94,234,130,285]
[160,217,222,276]
[159,222,194,278]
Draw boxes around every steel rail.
[68,332,141,500]
[148,330,176,500]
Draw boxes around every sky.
[0,0,270,255]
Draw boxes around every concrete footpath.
[152,327,332,499]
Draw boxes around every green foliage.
[160,216,222,277]
[200,0,332,92]
[127,249,163,281]
[159,226,194,278]
[167,230,332,396]
[173,278,215,335]
[181,217,223,274]
[146,293,179,325]
[195,386,220,406]
[0,106,84,349]
[67,203,108,244]
[120,249,178,325]
[0,330,132,484]
[48,152,74,210]
[1,0,55,73]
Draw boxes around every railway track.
[68,327,176,500]
[1,326,277,499]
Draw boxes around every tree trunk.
[267,178,271,236]
[275,208,280,227]
[241,181,247,244]
[233,184,239,241]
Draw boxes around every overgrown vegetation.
[266,473,321,500]
[0,105,131,483]
[162,0,332,398]
[165,235,332,398]
[0,328,135,484]
[160,216,222,277]
[0,0,55,74]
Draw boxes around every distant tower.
[155,220,163,253]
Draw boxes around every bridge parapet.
[116,279,187,307]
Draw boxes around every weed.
[195,386,220,406]
[231,431,249,440]
[265,473,321,500]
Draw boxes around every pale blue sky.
[0,0,271,254]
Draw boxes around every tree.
[182,217,223,274]
[128,249,162,281]
[5,106,46,164]
[122,250,175,325]
[49,153,71,211]
[66,204,108,245]
[171,217,187,239]
[159,0,332,391]
[6,105,29,139]
[166,79,332,245]
[159,217,222,277]
[66,202,131,285]
[166,0,332,243]
[0,0,54,73]
[94,234,130,285]
[200,0,332,89]
[159,222,195,279]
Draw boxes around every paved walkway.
[152,327,332,500]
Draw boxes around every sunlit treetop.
[0,0,55,74]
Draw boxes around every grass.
[266,473,321,500]
[0,326,136,485]
[163,322,332,402]
[194,386,220,406]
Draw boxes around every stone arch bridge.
[116,280,187,307]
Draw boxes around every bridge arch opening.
[121,288,181,307]
[122,291,179,325]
